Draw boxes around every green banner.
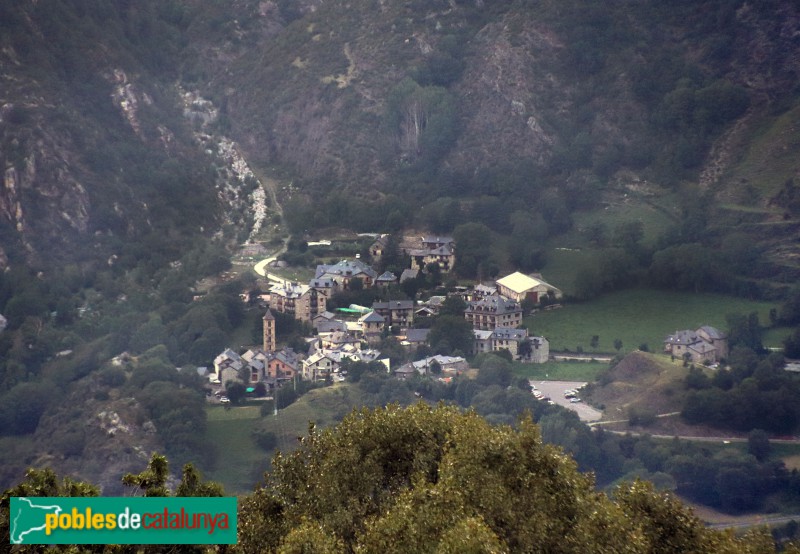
[10,497,237,545]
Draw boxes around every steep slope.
[0,1,222,269]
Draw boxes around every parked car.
[219,396,230,403]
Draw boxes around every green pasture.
[539,249,599,297]
[512,360,609,382]
[525,288,778,355]
[205,404,266,494]
[205,385,372,493]
[571,198,676,246]
[763,326,793,350]
[254,384,369,442]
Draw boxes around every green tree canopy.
[235,404,774,553]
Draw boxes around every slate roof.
[404,328,431,343]
[466,296,522,314]
[316,319,348,333]
[400,268,420,283]
[361,311,386,323]
[664,330,699,345]
[690,341,716,354]
[492,328,528,340]
[309,278,336,289]
[429,244,454,256]
[698,325,726,339]
[270,282,309,298]
[377,271,398,282]
[473,284,497,296]
[315,259,378,281]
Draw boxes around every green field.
[525,288,778,354]
[512,360,608,382]
[205,404,267,494]
[205,385,373,493]
[763,326,793,350]
[539,249,600,297]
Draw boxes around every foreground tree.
[1,454,223,552]
[236,403,777,553]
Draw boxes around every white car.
[219,396,230,403]
[570,397,581,403]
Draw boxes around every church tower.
[263,309,276,353]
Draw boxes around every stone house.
[320,330,361,350]
[465,296,523,330]
[398,235,456,273]
[491,327,529,359]
[359,311,386,345]
[315,259,378,289]
[472,329,494,355]
[401,328,431,348]
[376,271,398,288]
[241,348,269,382]
[663,326,728,364]
[471,328,549,362]
[410,355,469,376]
[369,234,389,260]
[407,244,455,273]
[301,352,340,381]
[212,349,244,384]
[270,279,334,323]
[372,300,415,328]
[267,348,300,381]
[527,336,550,364]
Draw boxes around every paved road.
[254,255,290,286]
[530,380,603,422]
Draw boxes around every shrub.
[252,429,278,451]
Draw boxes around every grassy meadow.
[205,404,267,493]
[525,288,778,354]
[206,385,373,493]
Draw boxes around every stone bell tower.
[262,309,276,353]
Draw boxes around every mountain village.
[209,235,729,402]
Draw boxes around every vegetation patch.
[525,288,777,354]
[204,405,264,493]
[587,351,689,424]
[724,101,800,202]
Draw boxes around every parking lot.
[529,380,603,422]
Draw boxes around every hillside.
[0,1,798,274]
[587,351,752,438]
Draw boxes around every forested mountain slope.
[1,0,799,270]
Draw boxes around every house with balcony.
[372,300,415,328]
[465,296,523,330]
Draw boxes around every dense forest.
[1,405,792,552]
